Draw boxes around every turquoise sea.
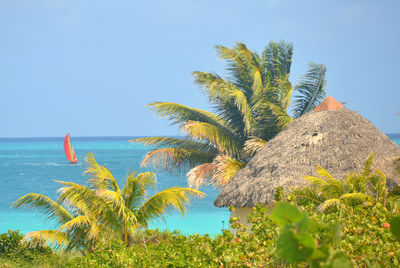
[0,137,230,236]
[1,135,400,236]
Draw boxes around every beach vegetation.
[12,153,204,251]
[0,229,53,265]
[292,152,400,216]
[132,41,327,189]
[5,155,400,267]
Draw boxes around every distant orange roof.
[315,96,344,112]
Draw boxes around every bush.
[0,230,53,264]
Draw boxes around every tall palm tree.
[12,153,205,249]
[132,41,327,189]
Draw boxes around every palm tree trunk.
[124,224,128,246]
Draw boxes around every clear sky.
[1,0,399,137]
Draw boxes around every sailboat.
[64,133,78,164]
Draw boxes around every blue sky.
[1,0,399,137]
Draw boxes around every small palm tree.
[12,153,205,249]
[293,153,400,216]
[83,153,205,245]
[132,41,327,189]
[12,181,103,251]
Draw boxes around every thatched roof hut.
[215,97,400,208]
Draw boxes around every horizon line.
[1,133,400,140]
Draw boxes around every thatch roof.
[214,100,400,208]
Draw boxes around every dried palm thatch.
[214,106,400,208]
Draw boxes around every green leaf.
[277,227,315,263]
[330,252,353,268]
[390,216,400,241]
[271,202,303,225]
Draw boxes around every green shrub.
[0,230,53,264]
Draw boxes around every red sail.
[64,134,78,163]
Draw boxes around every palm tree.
[83,153,205,245]
[12,153,205,249]
[293,153,400,216]
[132,41,327,189]
[12,181,104,252]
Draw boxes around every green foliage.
[0,230,53,263]
[8,155,400,267]
[390,216,400,241]
[133,41,327,189]
[4,197,400,267]
[295,153,400,216]
[272,203,352,267]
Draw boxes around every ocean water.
[0,137,230,236]
[1,135,400,236]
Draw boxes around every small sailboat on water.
[64,134,78,164]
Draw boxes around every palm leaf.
[24,230,68,249]
[96,189,138,230]
[182,121,243,157]
[148,102,227,130]
[137,187,205,227]
[315,165,335,182]
[187,162,216,189]
[340,193,374,203]
[268,103,293,131]
[211,155,245,188]
[192,72,256,135]
[84,152,120,193]
[122,171,157,210]
[140,147,216,175]
[129,137,215,152]
[263,41,293,81]
[292,62,327,118]
[292,187,324,205]
[317,198,346,213]
[243,137,267,157]
[303,175,329,187]
[59,215,91,235]
[215,43,262,97]
[12,193,73,226]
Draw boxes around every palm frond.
[243,137,267,157]
[315,165,335,182]
[59,215,91,234]
[292,186,325,206]
[140,147,216,175]
[148,102,227,130]
[211,155,245,188]
[187,162,216,189]
[182,121,243,158]
[263,41,294,83]
[363,152,375,178]
[12,193,72,226]
[122,171,157,210]
[96,189,138,230]
[137,187,205,227]
[292,62,327,118]
[340,193,374,203]
[317,198,347,213]
[268,103,293,131]
[215,43,262,97]
[24,230,68,249]
[303,175,329,187]
[84,152,120,193]
[55,181,103,218]
[192,72,256,135]
[129,137,214,152]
